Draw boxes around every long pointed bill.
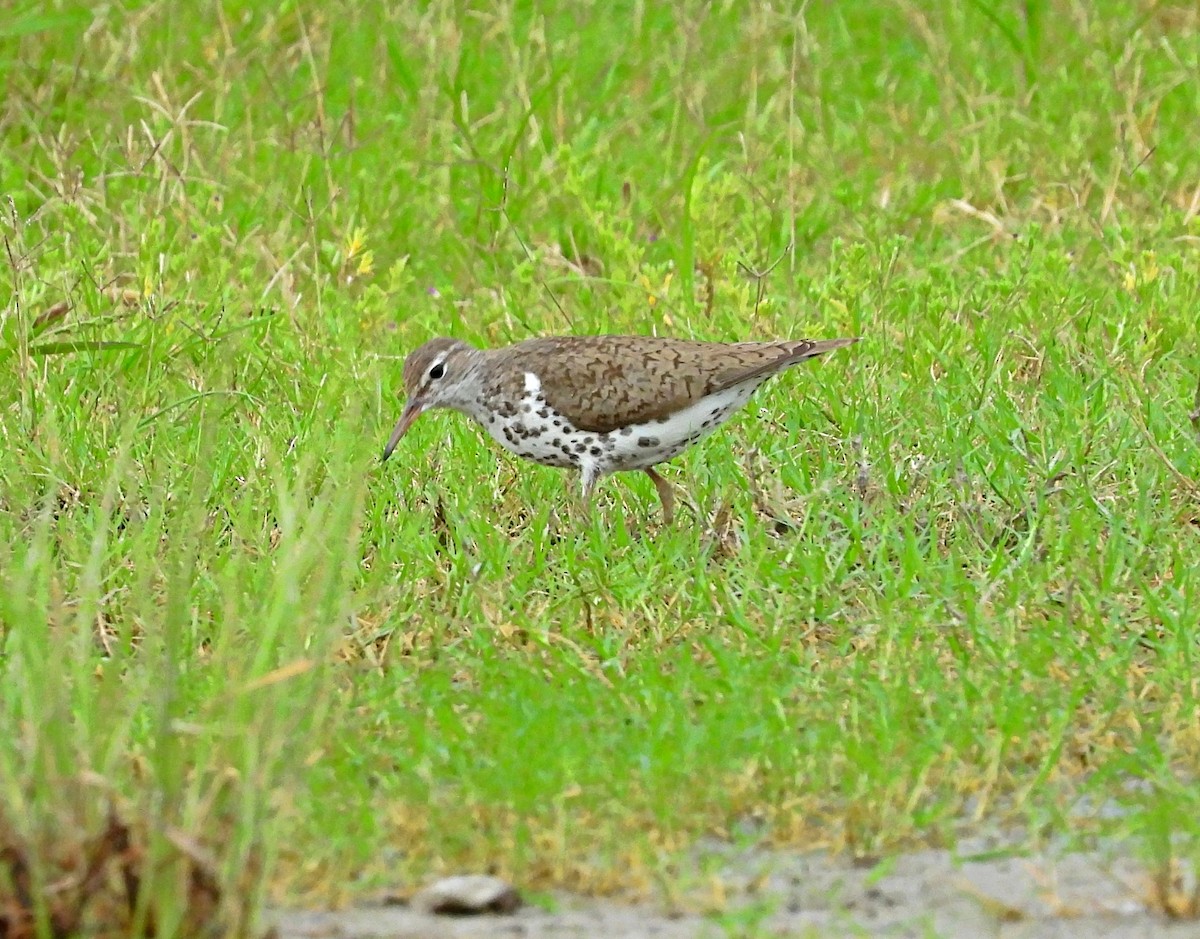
[381,400,423,461]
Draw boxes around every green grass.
[2,0,1200,933]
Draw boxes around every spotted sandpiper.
[382,334,858,521]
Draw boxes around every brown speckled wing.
[499,335,855,433]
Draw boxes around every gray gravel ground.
[273,843,1200,938]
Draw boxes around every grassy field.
[2,0,1200,933]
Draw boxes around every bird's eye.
[429,362,445,380]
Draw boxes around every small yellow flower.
[356,250,374,276]
[640,274,656,307]
[1141,250,1159,283]
[640,271,673,308]
[1123,250,1160,292]
[344,226,367,260]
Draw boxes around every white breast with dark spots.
[476,372,596,471]
[477,372,765,476]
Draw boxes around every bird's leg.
[576,463,601,525]
[645,467,675,524]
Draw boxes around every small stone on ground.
[410,875,521,915]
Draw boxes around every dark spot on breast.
[537,408,550,419]
[590,446,602,456]
[638,436,659,448]
[619,427,633,436]
[575,442,588,452]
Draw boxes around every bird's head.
[382,337,480,461]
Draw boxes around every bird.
[382,333,858,522]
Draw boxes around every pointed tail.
[803,336,859,354]
[787,335,860,363]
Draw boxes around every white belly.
[596,380,760,471]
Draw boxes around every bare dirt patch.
[273,842,1199,938]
